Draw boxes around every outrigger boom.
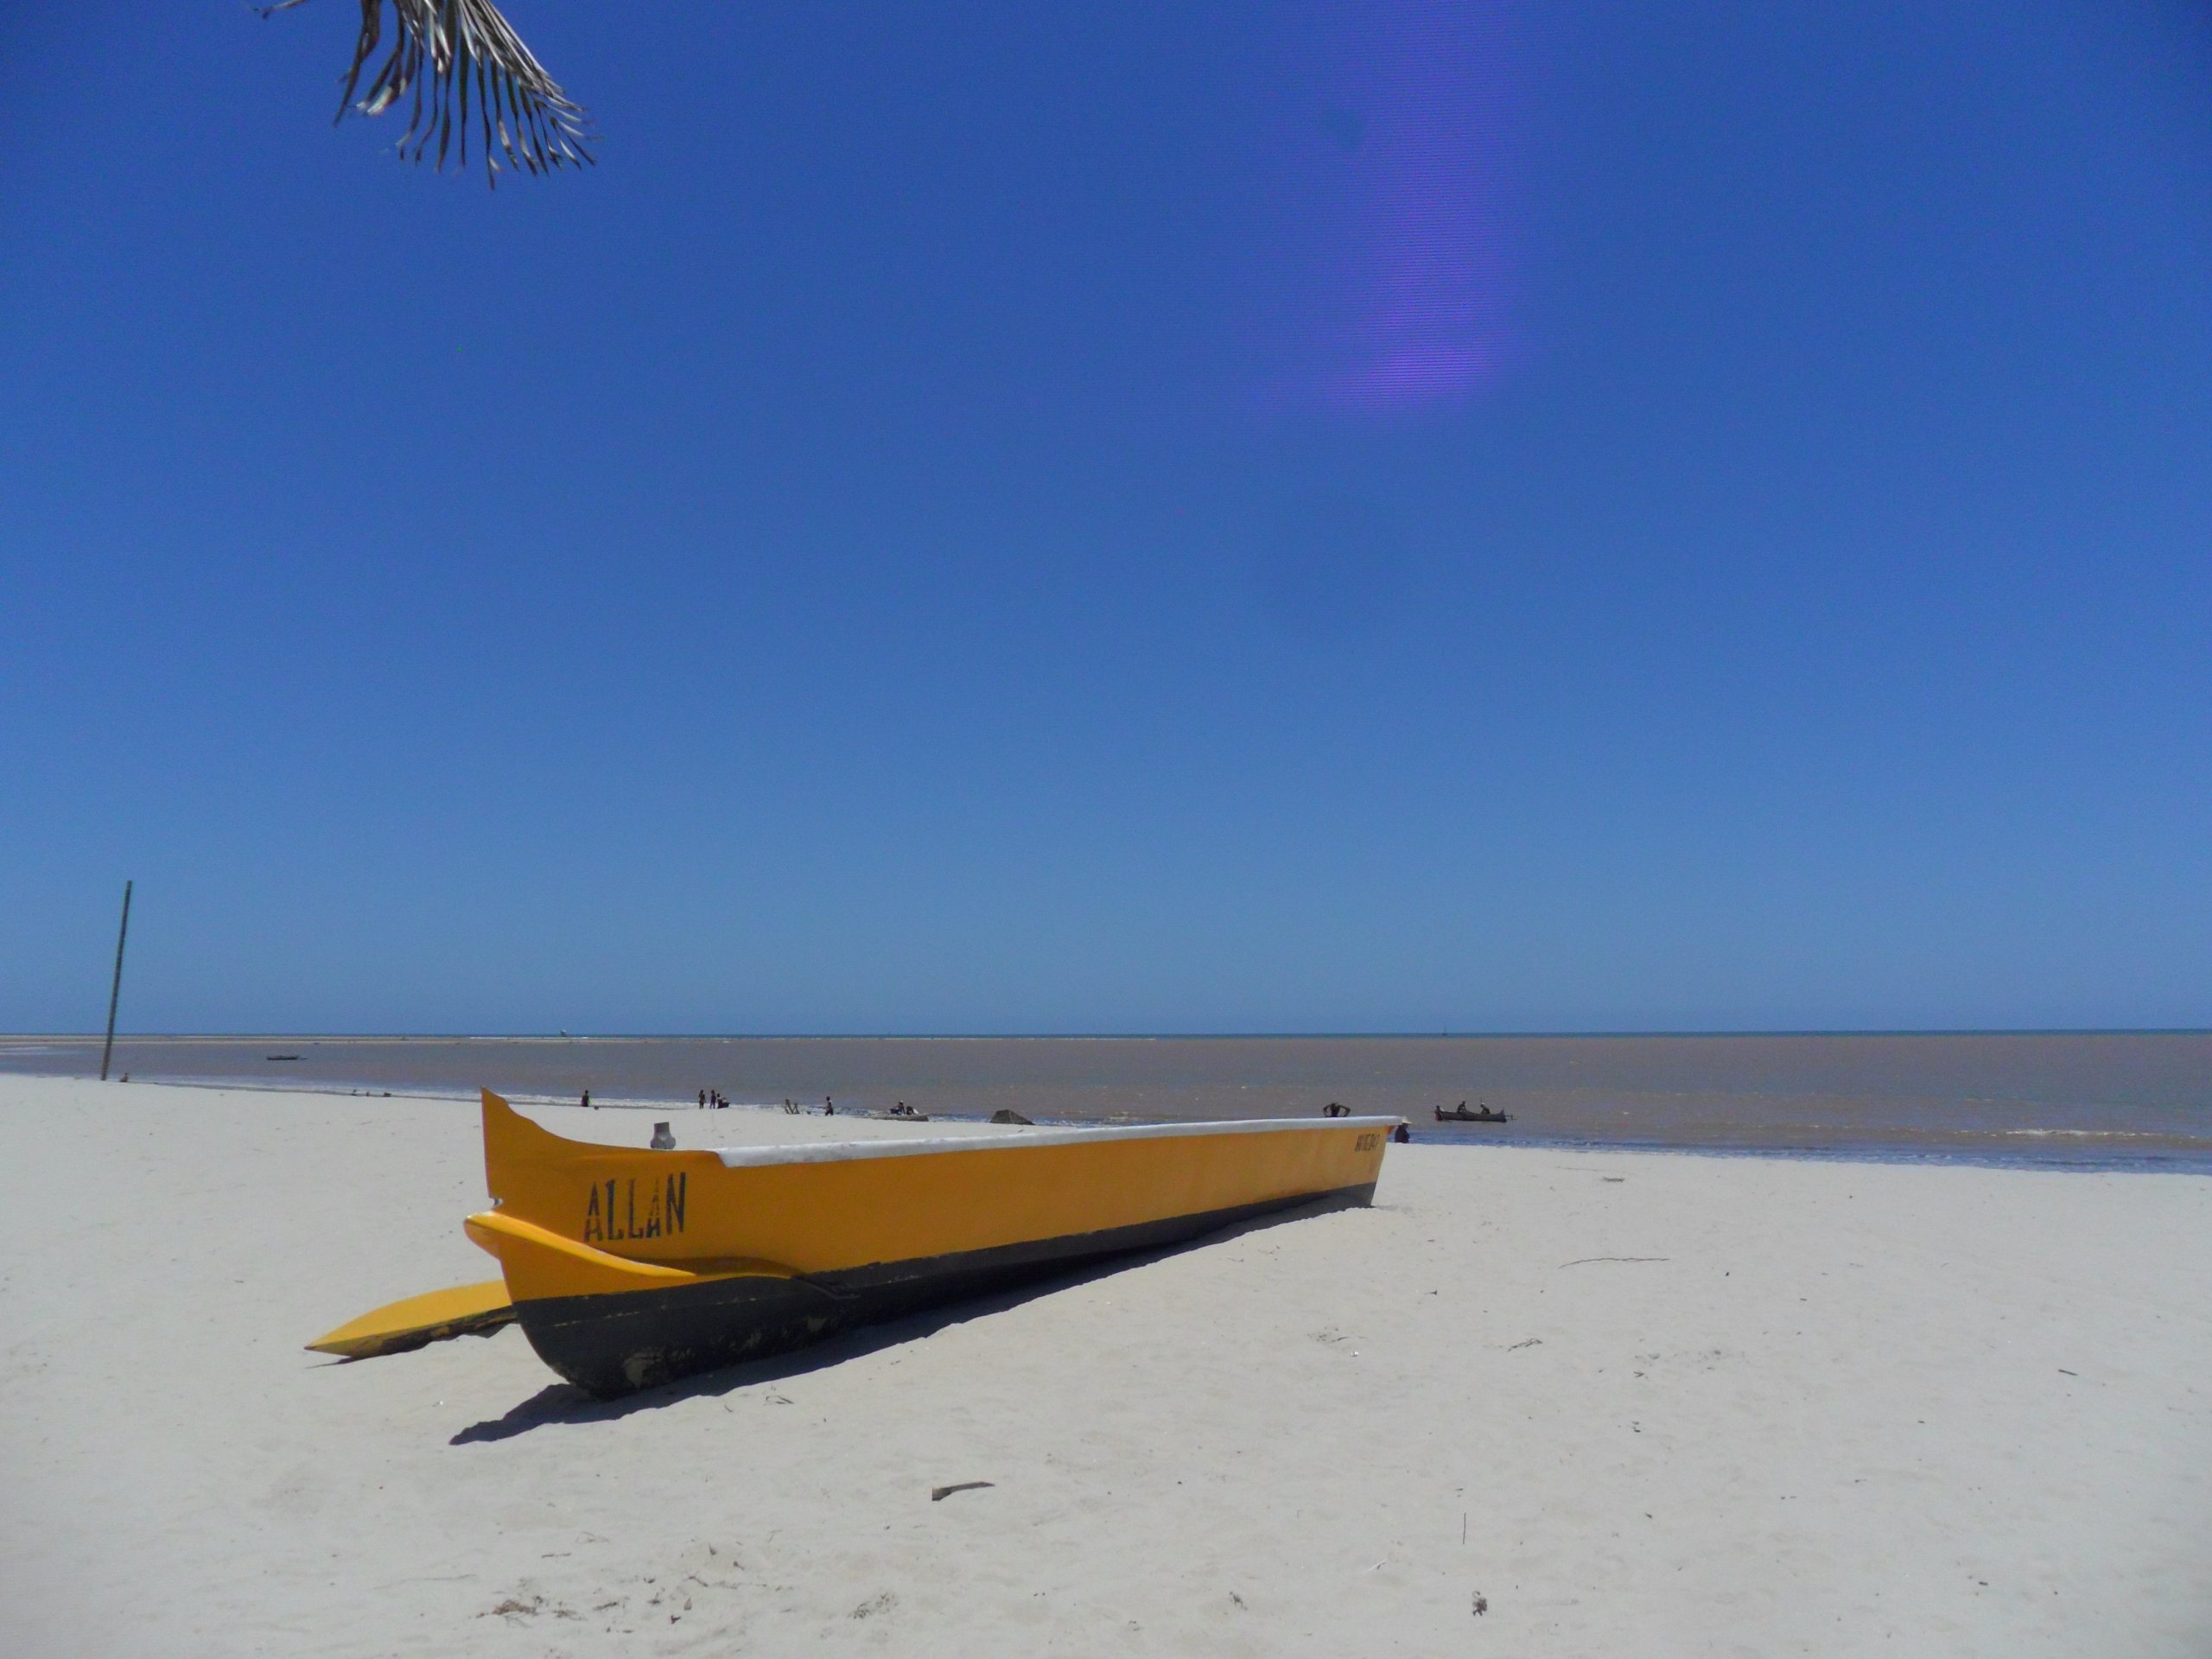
[314,1090,1402,1397]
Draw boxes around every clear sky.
[3,3,2209,1034]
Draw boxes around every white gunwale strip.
[709,1116,1404,1168]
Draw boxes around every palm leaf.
[272,0,594,181]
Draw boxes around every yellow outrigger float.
[315,1090,1402,1396]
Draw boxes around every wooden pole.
[99,880,132,1082]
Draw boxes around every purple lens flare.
[1249,1,1522,416]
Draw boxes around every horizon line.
[5,1027,2209,1043]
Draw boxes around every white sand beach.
[1,1074,2206,1657]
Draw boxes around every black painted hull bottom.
[515,1182,1377,1397]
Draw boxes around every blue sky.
[3,3,2209,1033]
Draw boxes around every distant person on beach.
[582,1089,592,1109]
[825,1096,835,1116]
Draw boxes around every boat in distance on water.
[313,1090,1404,1396]
[1434,1101,1510,1124]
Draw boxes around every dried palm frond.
[270,0,594,181]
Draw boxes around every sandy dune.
[1,1076,2206,1656]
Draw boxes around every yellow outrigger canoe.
[314,1090,1403,1396]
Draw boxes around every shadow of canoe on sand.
[447,1193,1371,1446]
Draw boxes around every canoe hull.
[514,1181,1376,1396]
[463,1090,1399,1397]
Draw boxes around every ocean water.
[5,1032,2209,1171]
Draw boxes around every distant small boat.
[266,1054,302,1062]
[313,1090,1403,1396]
[1434,1101,1510,1124]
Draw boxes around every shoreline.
[35,1090,2212,1177]
[4,1039,2212,1185]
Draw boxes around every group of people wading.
[579,1087,734,1110]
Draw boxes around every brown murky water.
[5,1032,2208,1169]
